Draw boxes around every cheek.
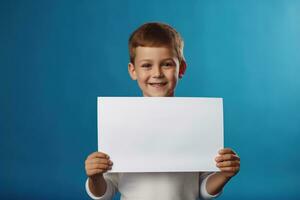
[165,70,179,83]
[136,72,149,83]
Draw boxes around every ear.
[128,62,137,80]
[179,60,187,79]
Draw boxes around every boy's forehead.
[135,46,177,60]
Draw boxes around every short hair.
[128,22,185,64]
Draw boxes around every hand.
[215,148,240,179]
[85,151,113,178]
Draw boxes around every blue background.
[1,0,300,199]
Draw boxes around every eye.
[141,63,152,68]
[162,62,174,67]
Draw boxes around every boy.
[85,22,240,200]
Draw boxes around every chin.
[144,91,173,97]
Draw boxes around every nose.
[152,66,163,78]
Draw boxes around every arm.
[85,174,117,200]
[88,174,107,197]
[204,172,230,195]
[85,152,114,199]
[206,148,240,196]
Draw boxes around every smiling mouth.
[148,82,167,87]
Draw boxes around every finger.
[87,152,110,159]
[215,154,240,162]
[86,168,111,176]
[88,158,113,165]
[218,148,236,155]
[86,157,107,166]
[219,166,240,172]
[86,163,111,171]
[86,169,103,176]
[216,160,240,168]
[90,151,110,158]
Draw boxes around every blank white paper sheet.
[98,97,223,173]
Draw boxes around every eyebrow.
[138,58,174,64]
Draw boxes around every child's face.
[128,46,185,97]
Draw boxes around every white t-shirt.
[86,172,222,200]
